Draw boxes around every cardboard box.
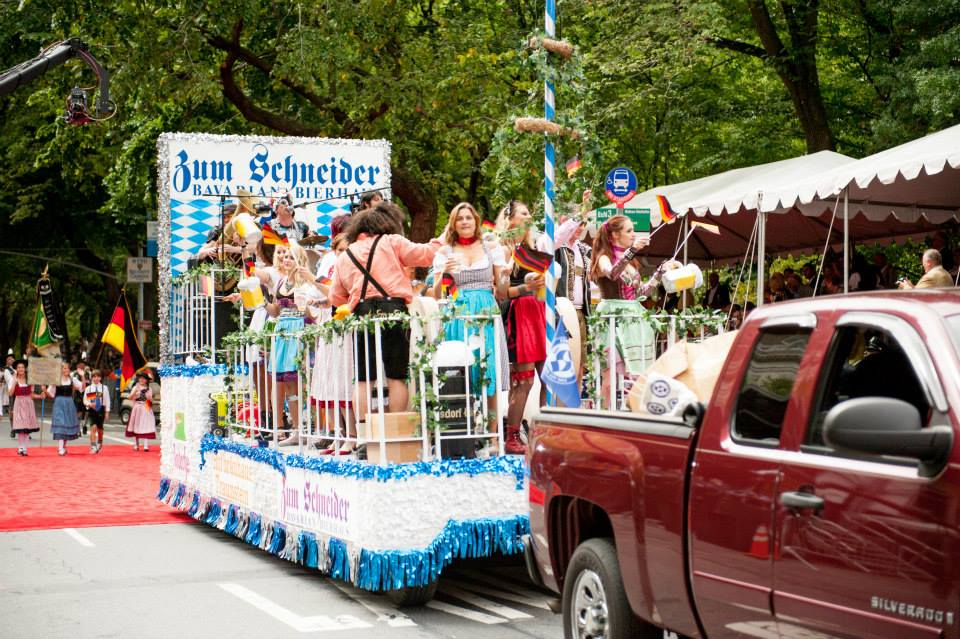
[366,440,423,465]
[363,411,419,442]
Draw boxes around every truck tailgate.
[529,407,702,638]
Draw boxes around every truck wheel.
[563,538,651,639]
[120,408,131,425]
[386,580,439,607]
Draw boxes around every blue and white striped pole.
[543,0,558,381]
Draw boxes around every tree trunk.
[392,168,438,243]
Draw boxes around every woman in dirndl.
[309,234,356,454]
[261,239,320,441]
[47,361,83,456]
[8,360,43,456]
[590,214,665,409]
[432,203,509,414]
[496,200,547,455]
[125,371,156,451]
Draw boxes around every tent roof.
[627,124,960,261]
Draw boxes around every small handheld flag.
[691,220,721,235]
[243,256,256,277]
[656,195,679,224]
[565,155,582,178]
[260,223,289,246]
[481,219,496,231]
[512,244,553,275]
[441,273,459,301]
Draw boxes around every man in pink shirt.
[330,202,443,414]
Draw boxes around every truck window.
[733,328,811,445]
[804,325,931,450]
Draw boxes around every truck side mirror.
[823,397,953,478]
[682,401,706,429]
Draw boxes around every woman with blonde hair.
[432,202,509,410]
[496,200,546,454]
[255,239,323,439]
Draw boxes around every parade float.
[155,133,529,603]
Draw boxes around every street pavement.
[0,413,563,639]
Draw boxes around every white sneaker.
[58,448,66,456]
[90,446,97,454]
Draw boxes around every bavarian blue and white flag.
[542,320,581,408]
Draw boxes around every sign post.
[603,166,640,232]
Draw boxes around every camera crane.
[0,37,115,125]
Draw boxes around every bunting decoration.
[101,290,148,388]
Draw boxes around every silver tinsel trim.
[156,132,392,364]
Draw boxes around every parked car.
[119,364,161,425]
[526,290,960,639]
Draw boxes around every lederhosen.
[86,384,106,428]
[345,235,410,382]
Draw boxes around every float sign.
[604,167,638,206]
[281,468,358,540]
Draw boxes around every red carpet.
[0,445,193,531]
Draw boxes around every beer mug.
[238,277,265,310]
[233,213,262,245]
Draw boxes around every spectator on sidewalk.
[899,249,954,289]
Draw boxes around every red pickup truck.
[526,291,960,639]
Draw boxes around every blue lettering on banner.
[173,150,234,192]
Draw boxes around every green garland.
[172,262,242,287]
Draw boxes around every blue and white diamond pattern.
[170,198,219,275]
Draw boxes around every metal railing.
[169,268,246,364]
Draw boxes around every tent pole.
[843,188,849,294]
[757,210,766,306]
[682,215,689,310]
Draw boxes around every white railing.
[217,309,507,464]
[591,311,725,411]
[170,268,246,364]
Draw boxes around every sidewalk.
[1,412,159,450]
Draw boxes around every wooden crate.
[363,412,423,464]
[366,440,423,464]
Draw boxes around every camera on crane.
[64,86,92,125]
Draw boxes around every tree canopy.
[0,0,957,354]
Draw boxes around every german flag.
[656,195,679,224]
[101,291,148,388]
[565,155,582,177]
[441,273,459,301]
[260,222,289,246]
[481,219,496,232]
[512,244,553,274]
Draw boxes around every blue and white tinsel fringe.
[198,433,528,489]
[158,477,530,591]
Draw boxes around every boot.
[504,425,526,455]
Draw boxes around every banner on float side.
[280,467,359,541]
[158,133,391,277]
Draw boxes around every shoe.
[504,425,526,455]
[143,446,150,452]
[58,448,66,456]
[90,446,98,454]
[17,448,24,456]
[96,443,102,453]
[133,444,139,451]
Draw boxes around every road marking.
[62,528,95,547]
[453,572,553,603]
[440,585,533,620]
[103,435,133,446]
[425,600,507,624]
[441,578,552,611]
[328,581,417,628]
[219,583,372,632]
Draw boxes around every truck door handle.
[780,491,824,512]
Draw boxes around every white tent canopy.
[629,124,960,264]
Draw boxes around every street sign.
[138,320,153,331]
[604,166,638,206]
[594,207,650,231]
[146,220,158,257]
[127,257,153,283]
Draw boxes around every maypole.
[543,0,558,356]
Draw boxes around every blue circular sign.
[604,166,638,205]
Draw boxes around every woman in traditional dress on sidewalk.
[125,371,156,451]
[496,200,546,455]
[8,360,43,456]
[47,362,84,456]
[432,202,509,420]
